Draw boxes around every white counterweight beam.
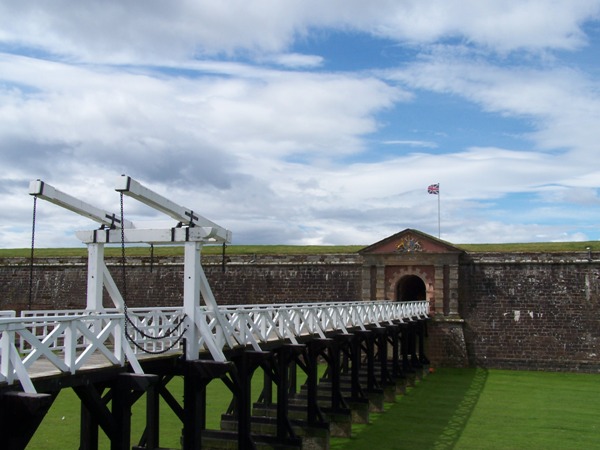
[116,175,231,243]
[29,180,135,229]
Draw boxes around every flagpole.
[427,183,441,238]
[437,182,441,238]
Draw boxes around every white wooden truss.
[0,176,430,394]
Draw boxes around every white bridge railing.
[1,301,428,393]
[0,312,133,394]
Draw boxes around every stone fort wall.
[458,252,599,372]
[1,251,598,372]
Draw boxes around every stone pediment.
[359,229,464,255]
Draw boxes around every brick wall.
[0,254,362,312]
[1,251,598,372]
[1,257,89,311]
[459,252,600,372]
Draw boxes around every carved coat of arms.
[395,236,422,253]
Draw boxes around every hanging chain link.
[119,192,186,354]
[119,191,130,336]
[150,243,154,273]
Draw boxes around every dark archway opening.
[397,275,426,301]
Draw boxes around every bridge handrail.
[198,300,429,351]
[17,302,428,355]
[1,301,428,393]
[18,307,186,355]
[0,313,134,394]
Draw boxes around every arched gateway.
[397,275,427,302]
[359,229,469,367]
[359,228,463,317]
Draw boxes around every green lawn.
[28,368,600,449]
[331,368,600,450]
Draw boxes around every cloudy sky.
[1,1,600,248]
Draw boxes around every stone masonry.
[1,233,599,372]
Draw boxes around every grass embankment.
[29,368,600,449]
[0,245,365,258]
[2,240,600,259]
[457,241,600,253]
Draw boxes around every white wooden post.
[183,241,201,360]
[86,243,105,311]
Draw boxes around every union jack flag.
[427,183,439,195]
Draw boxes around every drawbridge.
[0,176,430,450]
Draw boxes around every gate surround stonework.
[359,229,463,316]
[360,229,470,366]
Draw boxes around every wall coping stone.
[0,254,363,267]
[3,251,598,267]
[462,252,597,264]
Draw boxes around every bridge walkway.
[0,300,429,450]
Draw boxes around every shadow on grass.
[330,368,488,450]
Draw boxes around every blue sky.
[1,1,600,248]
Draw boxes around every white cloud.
[386,53,600,161]
[0,53,408,247]
[262,53,324,68]
[1,1,600,248]
[382,140,438,148]
[1,1,598,63]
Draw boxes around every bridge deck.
[1,300,428,393]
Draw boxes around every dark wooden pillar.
[0,391,55,450]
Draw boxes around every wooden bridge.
[0,300,429,449]
[0,176,431,449]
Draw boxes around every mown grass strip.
[0,244,366,258]
[3,240,600,259]
[331,368,600,450]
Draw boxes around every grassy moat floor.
[331,368,600,450]
[28,368,600,449]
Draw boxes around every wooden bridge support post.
[0,391,55,450]
[373,326,389,388]
[305,339,332,424]
[388,324,402,380]
[273,345,304,442]
[230,350,271,449]
[334,333,361,402]
[182,366,206,450]
[110,373,158,450]
[361,330,378,392]
[142,380,160,449]
[399,323,413,374]
[75,383,110,450]
[182,360,233,450]
[417,320,430,365]
[74,374,158,450]
[408,322,422,370]
[350,332,365,400]
[112,374,158,450]
[386,323,409,395]
[80,400,100,450]
[260,363,273,405]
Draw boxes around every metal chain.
[28,196,37,310]
[126,325,187,355]
[119,192,186,351]
[120,192,130,339]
